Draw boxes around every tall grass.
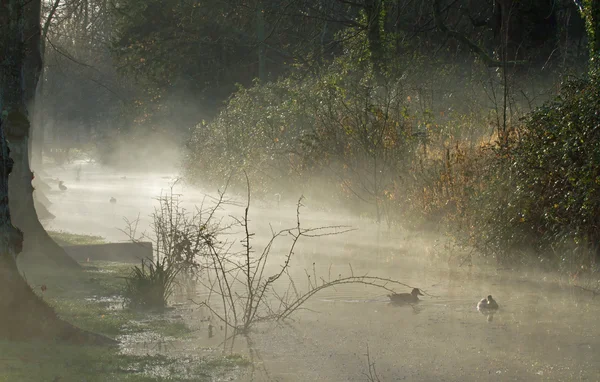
[123,257,180,310]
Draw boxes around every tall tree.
[29,0,61,170]
[40,0,125,161]
[0,0,111,341]
[4,0,80,268]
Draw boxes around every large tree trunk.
[0,0,114,344]
[0,118,113,343]
[5,0,80,269]
[0,117,57,340]
[9,133,79,267]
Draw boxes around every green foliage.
[123,258,180,311]
[580,0,600,65]
[185,60,419,218]
[27,259,188,338]
[468,73,600,267]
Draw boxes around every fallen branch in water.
[277,273,415,320]
[190,174,412,334]
[572,284,600,298]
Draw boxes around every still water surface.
[42,162,600,381]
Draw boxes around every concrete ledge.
[63,242,153,263]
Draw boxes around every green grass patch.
[35,262,191,339]
[23,261,131,300]
[50,298,133,337]
[0,340,244,381]
[24,260,192,339]
[48,230,106,246]
[138,319,192,338]
[5,256,248,381]
[49,298,192,339]
[204,354,251,368]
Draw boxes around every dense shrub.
[469,74,600,268]
[185,63,421,221]
[183,40,597,270]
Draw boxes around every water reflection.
[44,162,600,381]
[478,309,495,322]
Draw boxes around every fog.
[36,160,600,381]
[14,1,596,379]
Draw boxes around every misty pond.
[2,1,600,381]
[34,162,600,381]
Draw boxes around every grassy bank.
[0,339,249,382]
[5,232,249,381]
[184,64,600,271]
[48,230,106,246]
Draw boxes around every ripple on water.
[44,162,600,381]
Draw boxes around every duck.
[110,197,117,204]
[58,181,67,191]
[388,288,424,304]
[477,295,499,311]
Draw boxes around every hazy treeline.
[39,0,600,269]
[40,0,586,162]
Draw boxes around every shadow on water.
[44,162,600,381]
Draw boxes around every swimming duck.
[477,295,499,311]
[58,181,67,191]
[110,197,117,204]
[388,288,424,304]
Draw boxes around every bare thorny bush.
[124,177,417,329]
[121,180,232,308]
[124,180,230,275]
[187,178,417,336]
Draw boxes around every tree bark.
[578,0,600,70]
[0,117,54,340]
[364,0,384,75]
[0,117,114,343]
[3,0,80,269]
[0,0,115,344]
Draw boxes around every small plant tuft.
[123,257,180,311]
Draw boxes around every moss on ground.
[8,239,248,381]
[0,340,248,381]
[48,230,106,246]
[140,319,192,338]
